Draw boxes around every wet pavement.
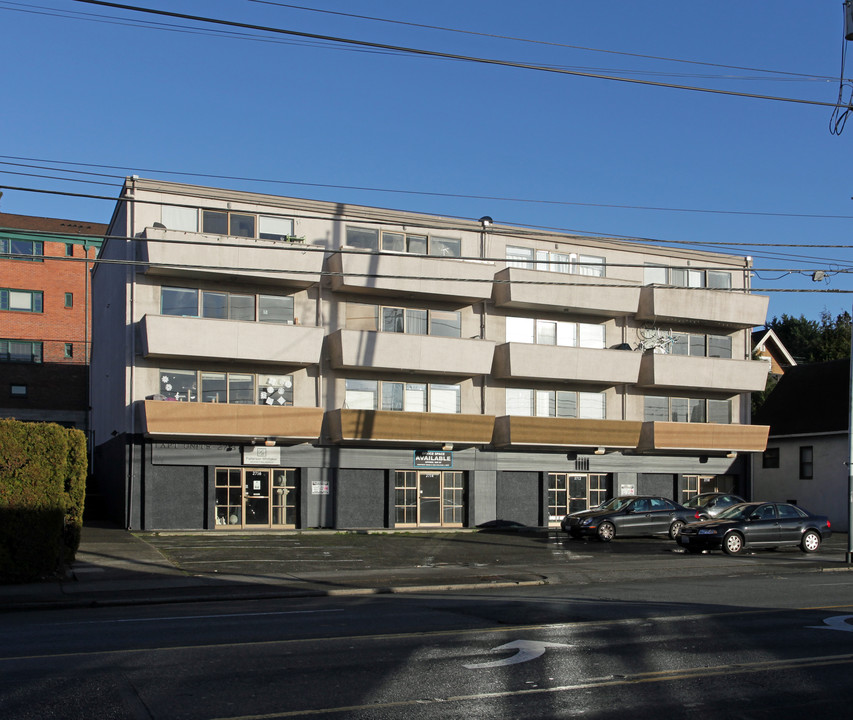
[2,522,852,612]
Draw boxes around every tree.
[766,309,851,364]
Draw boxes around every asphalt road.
[4,567,853,719]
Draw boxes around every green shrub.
[0,419,87,582]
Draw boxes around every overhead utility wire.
[5,155,853,223]
[249,0,835,83]
[71,0,848,109]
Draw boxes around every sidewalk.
[2,523,852,612]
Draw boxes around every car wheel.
[669,520,685,539]
[800,530,821,554]
[722,532,744,555]
[597,521,615,542]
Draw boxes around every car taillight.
[827,520,831,528]
[695,511,702,520]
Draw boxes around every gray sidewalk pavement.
[2,523,852,612]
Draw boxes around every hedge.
[0,419,87,582]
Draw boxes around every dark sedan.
[683,492,745,520]
[676,502,831,555]
[561,495,693,542]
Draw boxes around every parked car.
[683,492,745,520]
[561,495,693,542]
[676,502,831,555]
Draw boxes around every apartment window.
[161,287,294,324]
[670,333,732,359]
[0,289,43,313]
[799,446,814,479]
[202,210,255,238]
[506,317,604,348]
[64,343,73,359]
[347,303,461,338]
[506,245,535,269]
[382,231,427,254]
[762,447,780,469]
[10,384,27,398]
[162,205,198,231]
[537,249,571,273]
[346,227,379,250]
[258,215,295,241]
[576,254,605,277]
[644,396,732,424]
[0,237,43,261]
[506,388,605,419]
[644,264,732,289]
[65,243,74,257]
[65,292,73,308]
[0,340,43,364]
[159,370,198,401]
[258,375,293,406]
[430,236,461,258]
[345,379,460,413]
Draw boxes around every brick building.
[0,212,105,430]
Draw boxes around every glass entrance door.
[394,470,465,527]
[215,467,298,529]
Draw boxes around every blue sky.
[2,0,853,323]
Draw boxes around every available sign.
[312,480,330,495]
[414,449,453,468]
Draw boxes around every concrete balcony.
[493,416,643,450]
[139,314,324,366]
[638,421,770,454]
[637,286,768,328]
[327,409,495,445]
[327,329,494,376]
[492,343,642,384]
[328,250,494,302]
[140,400,324,442]
[638,353,769,393]
[139,227,324,287]
[493,267,641,317]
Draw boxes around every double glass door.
[215,468,297,528]
[395,470,465,527]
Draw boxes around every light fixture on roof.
[478,216,493,229]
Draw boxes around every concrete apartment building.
[91,177,770,531]
[0,212,104,430]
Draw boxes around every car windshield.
[716,503,761,520]
[684,495,712,509]
[596,497,634,512]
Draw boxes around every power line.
[69,0,849,109]
[248,0,837,83]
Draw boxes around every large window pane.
[201,372,226,403]
[259,215,294,241]
[576,255,605,277]
[708,399,731,424]
[162,206,197,231]
[345,379,377,409]
[556,322,576,347]
[430,384,460,414]
[506,246,534,269]
[381,232,405,252]
[259,374,293,406]
[382,382,404,411]
[229,294,255,321]
[689,398,706,423]
[430,310,461,337]
[536,390,555,417]
[556,391,577,418]
[202,210,228,235]
[405,383,427,411]
[346,303,378,331]
[579,392,605,419]
[160,370,197,401]
[689,335,706,357]
[644,396,668,421]
[671,398,689,423]
[551,252,571,273]
[346,227,378,250]
[506,316,535,343]
[161,287,198,316]
[202,291,227,319]
[537,321,557,346]
[707,271,732,289]
[579,323,605,349]
[670,333,688,355]
[708,335,732,359]
[430,236,461,257]
[644,264,668,285]
[406,309,428,335]
[229,374,254,404]
[382,307,405,333]
[258,295,294,324]
[230,214,255,238]
[506,388,534,416]
[407,234,427,254]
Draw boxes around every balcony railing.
[492,343,642,384]
[638,353,769,393]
